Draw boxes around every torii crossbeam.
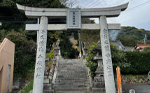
[17,3,128,93]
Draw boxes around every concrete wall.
[0,38,15,93]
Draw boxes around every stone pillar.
[100,16,116,93]
[78,33,82,58]
[83,48,88,58]
[33,16,48,93]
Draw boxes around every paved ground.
[122,84,150,93]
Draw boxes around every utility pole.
[144,34,147,44]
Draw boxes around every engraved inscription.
[37,67,42,73]
[73,12,75,25]
[105,45,109,51]
[107,65,112,70]
[37,61,42,66]
[41,29,45,34]
[106,59,111,64]
[38,54,43,58]
[39,40,44,46]
[40,35,44,39]
[103,29,107,34]
[104,34,107,39]
[36,73,41,79]
[39,47,44,52]
[106,53,111,57]
[104,40,109,44]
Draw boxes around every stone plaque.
[67,8,81,29]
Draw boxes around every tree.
[6,30,36,77]
[86,41,129,79]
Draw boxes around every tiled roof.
[137,44,150,49]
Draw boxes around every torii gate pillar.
[100,15,116,93]
[33,16,48,93]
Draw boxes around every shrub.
[121,51,150,74]
[143,46,150,51]
[86,41,129,79]
[6,31,36,77]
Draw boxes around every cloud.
[78,0,150,30]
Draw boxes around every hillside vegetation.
[117,26,150,47]
[0,0,79,78]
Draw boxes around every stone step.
[54,85,89,90]
[57,74,88,76]
[55,80,90,85]
[53,59,91,91]
[58,60,86,64]
[43,90,54,93]
[43,83,53,90]
[43,78,50,84]
[57,91,91,93]
[91,88,105,93]
[55,76,89,80]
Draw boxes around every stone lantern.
[92,41,105,93]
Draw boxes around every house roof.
[137,44,150,49]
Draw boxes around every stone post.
[33,17,48,93]
[100,15,116,93]
[78,33,82,58]
[92,55,105,93]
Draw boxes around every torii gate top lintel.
[16,3,128,18]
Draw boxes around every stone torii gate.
[17,3,128,93]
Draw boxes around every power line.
[83,0,94,8]
[85,0,99,8]
[125,0,150,12]
[90,0,104,8]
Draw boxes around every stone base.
[92,88,105,93]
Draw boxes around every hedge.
[120,51,150,74]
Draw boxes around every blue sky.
[73,0,150,30]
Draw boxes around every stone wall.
[116,75,147,85]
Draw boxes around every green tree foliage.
[6,30,36,77]
[60,31,79,58]
[122,51,150,74]
[117,37,137,47]
[0,0,80,78]
[86,41,128,79]
[117,26,150,47]
[79,30,99,49]
[86,42,98,79]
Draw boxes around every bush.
[20,79,33,93]
[86,41,128,79]
[6,31,36,77]
[86,42,98,79]
[143,46,150,51]
[121,51,150,74]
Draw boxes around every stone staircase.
[43,69,54,93]
[53,59,91,92]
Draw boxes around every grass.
[20,79,33,93]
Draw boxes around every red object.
[116,66,122,93]
[137,44,150,49]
